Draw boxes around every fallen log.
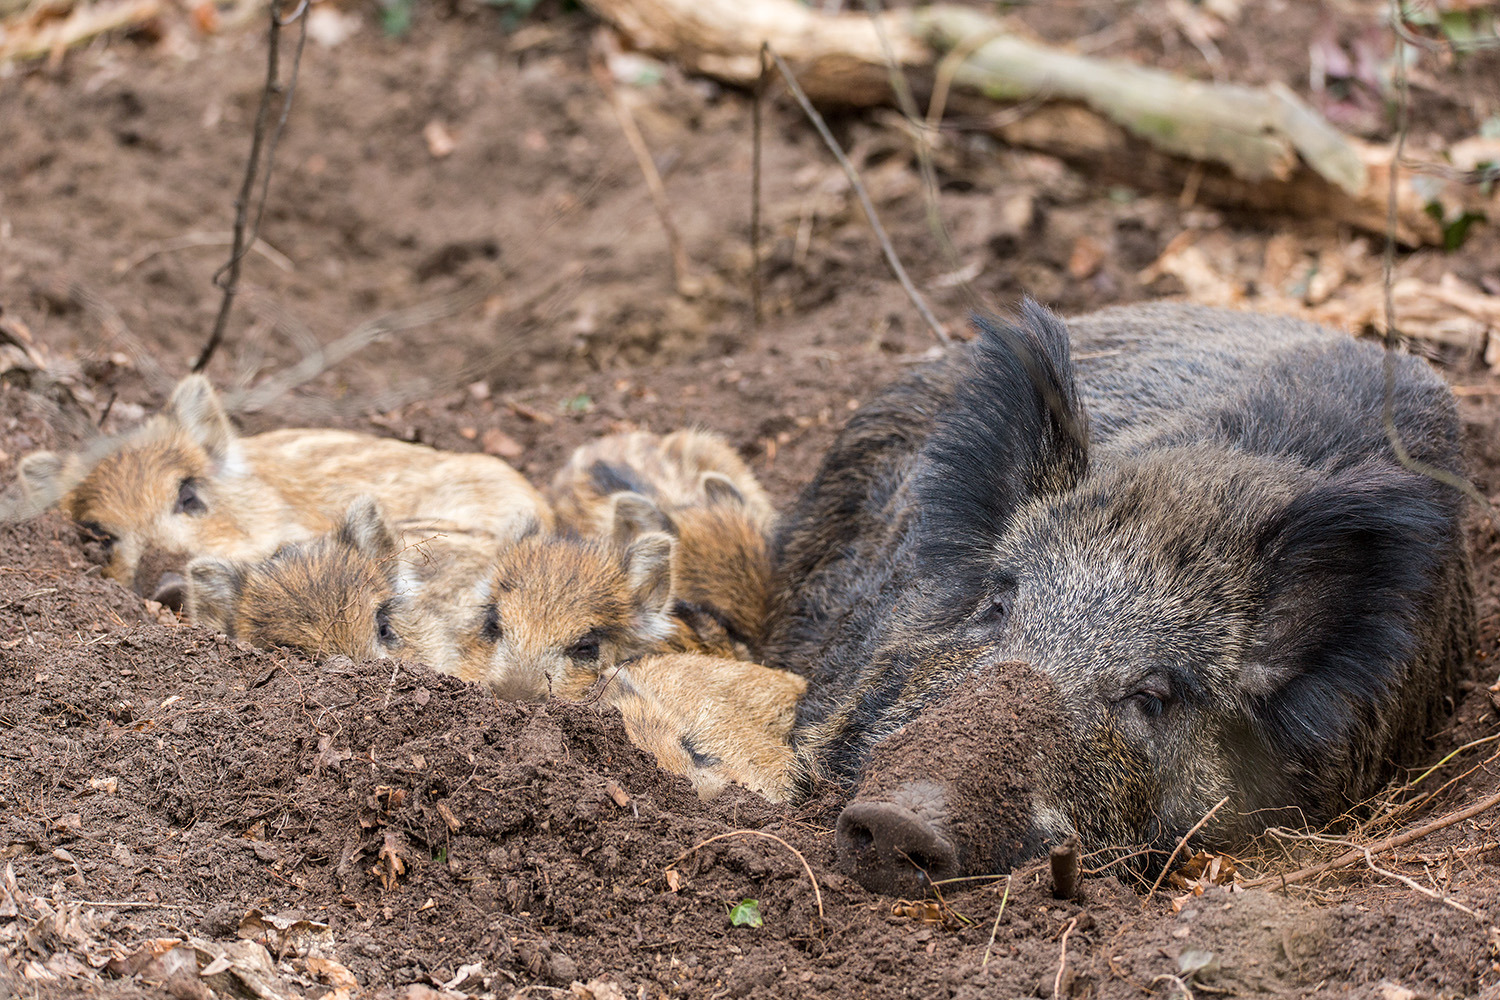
[0,0,160,64]
[581,0,1489,247]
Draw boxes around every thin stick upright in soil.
[194,0,309,375]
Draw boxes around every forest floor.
[3,0,1500,996]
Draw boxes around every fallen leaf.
[237,909,335,960]
[375,831,406,891]
[1067,235,1107,280]
[481,427,523,459]
[424,121,456,159]
[664,869,681,892]
[308,956,359,1000]
[727,899,763,928]
[604,779,630,808]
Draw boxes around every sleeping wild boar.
[185,496,497,668]
[11,375,551,595]
[764,302,1474,895]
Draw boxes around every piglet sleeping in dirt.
[765,302,1474,895]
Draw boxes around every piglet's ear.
[1243,461,1461,707]
[611,492,673,546]
[337,496,398,560]
[15,450,81,512]
[168,375,236,468]
[700,472,745,508]
[623,531,675,619]
[186,556,243,637]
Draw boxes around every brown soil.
[3,1,1500,997]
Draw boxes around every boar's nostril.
[836,800,960,896]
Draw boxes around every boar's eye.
[375,600,400,648]
[174,479,207,516]
[567,633,602,663]
[479,605,502,643]
[982,578,1018,625]
[1124,677,1174,720]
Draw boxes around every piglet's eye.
[479,605,502,643]
[375,600,400,648]
[77,521,116,563]
[567,635,601,663]
[174,479,207,516]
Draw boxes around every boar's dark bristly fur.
[767,301,1474,889]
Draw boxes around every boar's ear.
[1243,461,1460,746]
[623,531,675,619]
[15,450,81,512]
[611,492,674,546]
[700,472,745,508]
[186,556,243,636]
[167,375,237,468]
[337,497,398,560]
[915,299,1088,575]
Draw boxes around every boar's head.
[825,302,1466,893]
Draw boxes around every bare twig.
[1378,0,1495,522]
[1143,795,1231,908]
[764,44,950,344]
[226,287,485,413]
[61,281,173,395]
[119,232,294,275]
[1360,844,1479,918]
[1053,915,1079,1000]
[1150,973,1196,1000]
[195,0,309,375]
[862,0,974,309]
[590,31,698,298]
[980,874,1011,969]
[750,43,768,327]
[669,829,824,927]
[1240,788,1500,891]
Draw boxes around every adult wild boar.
[763,302,1473,895]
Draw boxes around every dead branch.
[226,286,486,414]
[766,44,949,343]
[1050,836,1080,900]
[1053,915,1078,1000]
[0,0,161,64]
[195,0,308,375]
[1143,795,1230,908]
[589,31,699,298]
[580,0,1492,246]
[1241,787,1500,891]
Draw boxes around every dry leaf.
[481,427,524,459]
[604,779,631,808]
[237,909,336,960]
[664,868,682,892]
[424,121,457,159]
[307,956,359,1000]
[375,831,407,891]
[1068,235,1107,281]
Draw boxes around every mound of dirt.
[3,1,1500,996]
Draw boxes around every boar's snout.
[836,781,960,896]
